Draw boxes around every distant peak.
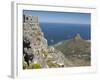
[74,33,82,40]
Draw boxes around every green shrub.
[31,63,41,69]
[23,63,41,69]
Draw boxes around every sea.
[39,22,91,46]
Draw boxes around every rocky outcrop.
[23,15,66,69]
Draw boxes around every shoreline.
[49,39,91,47]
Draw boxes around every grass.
[23,63,41,69]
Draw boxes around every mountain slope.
[54,33,91,66]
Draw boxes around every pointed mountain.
[54,33,91,66]
[74,33,82,41]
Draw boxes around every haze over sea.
[40,22,91,46]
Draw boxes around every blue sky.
[23,10,91,24]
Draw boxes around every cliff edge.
[23,15,66,69]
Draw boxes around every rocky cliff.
[23,15,66,69]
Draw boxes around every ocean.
[40,23,91,46]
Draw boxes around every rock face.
[23,15,66,69]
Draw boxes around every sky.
[23,10,91,24]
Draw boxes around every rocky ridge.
[23,15,66,69]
